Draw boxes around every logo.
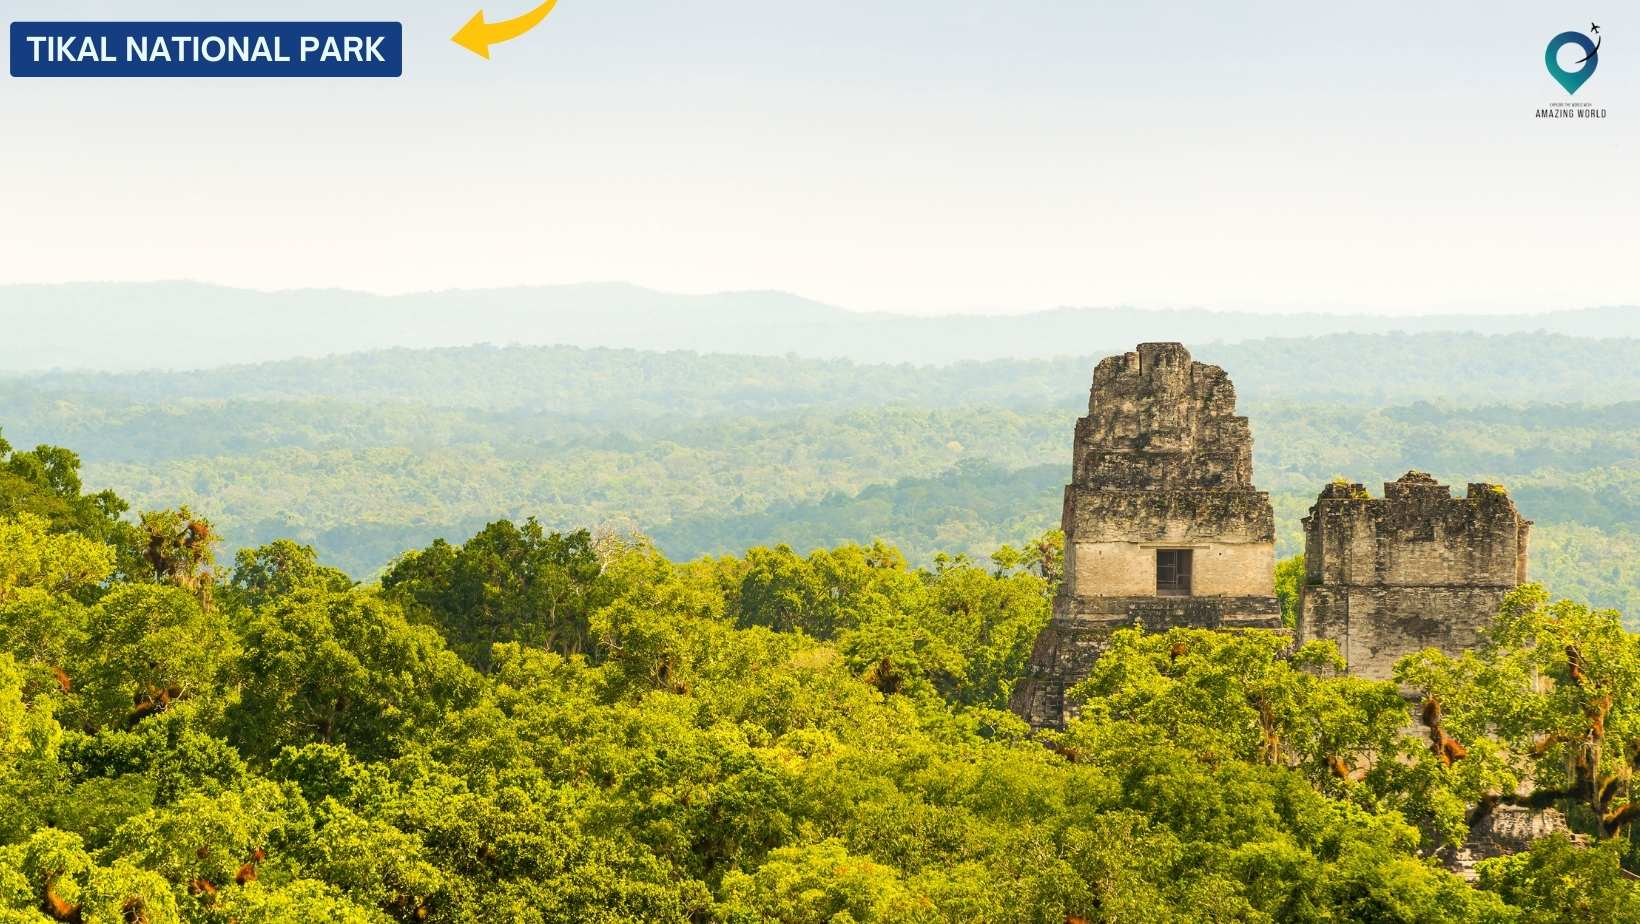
[1545,24,1600,95]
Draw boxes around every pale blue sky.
[1,1,1633,314]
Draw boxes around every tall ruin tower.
[1297,473,1531,680]
[1011,342,1283,729]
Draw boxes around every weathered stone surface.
[1061,489,1276,544]
[1441,805,1573,881]
[1011,343,1282,729]
[1297,473,1532,680]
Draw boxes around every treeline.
[3,333,1636,616]
[11,333,1640,410]
[4,433,1640,922]
[2,392,1635,616]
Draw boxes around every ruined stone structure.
[1441,805,1574,881]
[1296,473,1531,680]
[1010,343,1283,729]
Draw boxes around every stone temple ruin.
[1011,342,1284,728]
[1011,342,1532,729]
[1297,473,1531,680]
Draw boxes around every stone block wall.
[1011,343,1283,729]
[1297,473,1531,679]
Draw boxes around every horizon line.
[0,277,1626,320]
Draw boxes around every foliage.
[227,539,352,611]
[0,433,133,553]
[381,520,616,669]
[3,431,1640,921]
[1275,553,1304,629]
[5,372,1636,620]
[1475,835,1640,921]
[1398,585,1640,841]
[68,583,238,733]
[229,588,480,762]
[0,514,113,610]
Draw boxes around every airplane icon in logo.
[1590,22,1600,34]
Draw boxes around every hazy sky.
[1,1,1634,315]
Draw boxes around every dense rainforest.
[2,333,1636,619]
[2,426,1640,922]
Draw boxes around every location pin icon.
[1545,31,1599,94]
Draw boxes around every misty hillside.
[10,332,1640,411]
[2,281,1636,370]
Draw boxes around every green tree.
[68,584,237,733]
[1477,835,1640,921]
[105,779,302,897]
[0,652,65,843]
[1275,553,1304,629]
[719,839,936,924]
[229,588,478,762]
[922,559,1051,708]
[731,542,924,641]
[1398,584,1640,841]
[1021,528,1064,585]
[228,539,353,611]
[382,519,615,669]
[0,514,115,608]
[1070,628,1410,780]
[136,507,220,609]
[0,433,138,576]
[0,514,115,699]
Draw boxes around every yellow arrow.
[452,0,560,59]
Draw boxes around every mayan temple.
[1011,342,1283,729]
[1296,473,1532,680]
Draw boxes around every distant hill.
[1,281,1635,370]
[10,332,1640,411]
